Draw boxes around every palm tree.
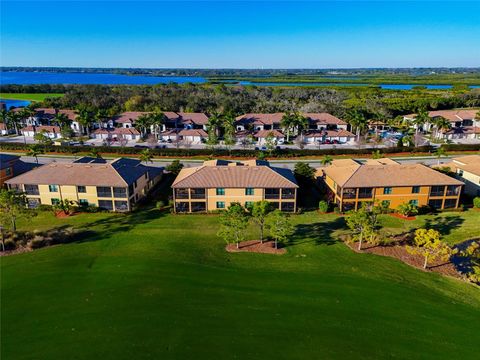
[135,114,152,138]
[413,109,430,135]
[293,112,309,137]
[346,110,368,142]
[434,147,447,165]
[53,112,72,128]
[321,155,333,166]
[76,107,95,135]
[149,111,165,139]
[206,112,223,145]
[139,149,153,164]
[281,112,295,142]
[88,148,102,159]
[432,116,451,140]
[5,110,22,135]
[26,144,44,164]
[222,112,236,146]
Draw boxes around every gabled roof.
[172,160,298,189]
[177,112,209,125]
[113,112,150,124]
[322,160,463,188]
[304,129,354,138]
[254,129,285,138]
[21,125,61,133]
[0,154,20,170]
[235,113,285,126]
[450,155,480,176]
[178,129,208,137]
[6,158,162,187]
[304,113,347,125]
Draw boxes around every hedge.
[1,142,478,158]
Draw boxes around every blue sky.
[1,1,479,68]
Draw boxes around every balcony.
[342,189,356,199]
[24,184,40,196]
[281,188,295,199]
[175,189,189,199]
[190,188,206,199]
[113,187,127,198]
[358,188,373,199]
[430,186,445,197]
[446,185,460,196]
[97,187,112,198]
[265,188,280,200]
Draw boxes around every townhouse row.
[5,108,356,145]
[3,153,478,213]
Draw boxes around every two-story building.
[318,158,463,211]
[443,155,480,197]
[172,159,298,213]
[5,157,163,211]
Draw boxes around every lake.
[1,71,479,90]
[0,99,31,109]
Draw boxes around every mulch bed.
[226,240,286,255]
[388,213,416,221]
[346,241,461,279]
[0,246,32,257]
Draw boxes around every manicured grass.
[2,209,479,360]
[0,93,64,101]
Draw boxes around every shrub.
[318,200,329,213]
[473,197,480,209]
[397,202,419,217]
[30,236,47,249]
[4,239,16,251]
[156,200,166,209]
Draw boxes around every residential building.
[235,113,285,131]
[304,113,348,131]
[304,129,355,144]
[318,158,463,211]
[0,154,20,186]
[172,159,298,213]
[254,129,285,145]
[113,112,149,129]
[443,155,480,197]
[21,125,62,139]
[5,157,163,211]
[404,109,480,140]
[91,127,141,141]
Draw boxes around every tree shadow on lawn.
[422,215,465,237]
[289,217,346,247]
[58,207,168,245]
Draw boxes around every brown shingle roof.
[323,161,463,188]
[254,129,285,138]
[21,125,61,133]
[172,161,298,189]
[235,113,285,126]
[177,112,209,125]
[451,155,480,176]
[114,112,150,124]
[178,129,208,137]
[304,113,347,125]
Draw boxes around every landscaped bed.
[225,240,286,254]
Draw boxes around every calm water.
[1,71,479,90]
[0,71,206,85]
[0,99,31,109]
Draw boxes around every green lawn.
[0,93,64,101]
[1,209,479,360]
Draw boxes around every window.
[134,180,137,188]
[409,199,419,206]
[245,201,254,208]
[190,188,206,199]
[245,188,254,196]
[216,201,225,209]
[191,202,206,212]
[49,184,59,192]
[281,188,295,199]
[175,188,189,199]
[77,185,86,193]
[175,202,189,213]
[96,186,112,198]
[446,185,460,196]
[98,200,114,211]
[51,198,60,205]
[5,167,12,176]
[216,188,225,196]
[383,187,393,195]
[113,187,127,198]
[412,186,420,194]
[24,184,39,195]
[78,199,88,206]
[269,202,280,209]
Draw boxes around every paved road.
[8,153,454,170]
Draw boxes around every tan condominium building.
[443,155,480,197]
[5,157,163,211]
[172,159,298,213]
[318,158,463,212]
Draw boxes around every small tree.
[26,144,44,164]
[321,155,333,166]
[266,210,294,249]
[88,148,102,158]
[434,147,448,165]
[166,159,184,176]
[397,202,419,217]
[265,132,276,154]
[293,162,316,187]
[460,241,480,283]
[473,197,480,209]
[250,201,273,244]
[407,228,454,269]
[0,189,31,232]
[345,204,375,251]
[217,203,249,249]
[34,131,53,146]
[139,149,153,164]
[53,199,75,215]
[371,150,382,159]
[318,200,329,213]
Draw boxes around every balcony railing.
[342,191,356,199]
[265,194,280,199]
[430,191,445,197]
